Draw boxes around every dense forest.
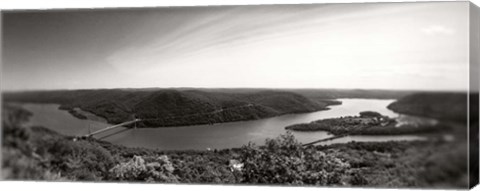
[1,104,471,188]
[2,90,476,188]
[2,88,424,127]
[387,92,475,122]
[3,89,338,127]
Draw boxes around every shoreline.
[22,101,338,129]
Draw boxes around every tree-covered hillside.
[2,104,470,188]
[387,92,474,122]
[3,89,335,127]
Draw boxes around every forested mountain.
[3,89,335,127]
[387,92,474,122]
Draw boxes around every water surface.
[23,99,425,150]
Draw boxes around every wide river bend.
[22,99,425,150]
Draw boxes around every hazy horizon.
[2,2,470,91]
[1,86,467,93]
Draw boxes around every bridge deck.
[302,135,347,147]
[84,119,141,138]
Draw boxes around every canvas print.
[1,1,479,189]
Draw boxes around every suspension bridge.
[77,103,257,140]
[75,103,348,147]
[81,118,142,138]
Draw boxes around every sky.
[2,2,470,91]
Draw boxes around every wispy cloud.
[3,2,469,91]
[106,4,405,74]
[103,3,468,91]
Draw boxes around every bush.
[109,155,179,183]
[171,154,240,184]
[31,136,115,181]
[240,132,351,185]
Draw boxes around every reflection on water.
[22,99,425,150]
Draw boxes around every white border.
[0,0,466,10]
[1,0,479,191]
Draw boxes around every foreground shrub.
[110,155,179,183]
[240,132,351,185]
[2,105,68,181]
[171,153,241,184]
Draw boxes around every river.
[22,99,425,150]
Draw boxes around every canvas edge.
[469,1,480,189]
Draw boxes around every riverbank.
[285,111,449,136]
[3,89,341,128]
[17,99,401,150]
[1,104,470,188]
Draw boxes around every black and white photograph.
[1,1,479,190]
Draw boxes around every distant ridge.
[387,92,473,122]
[3,88,337,127]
